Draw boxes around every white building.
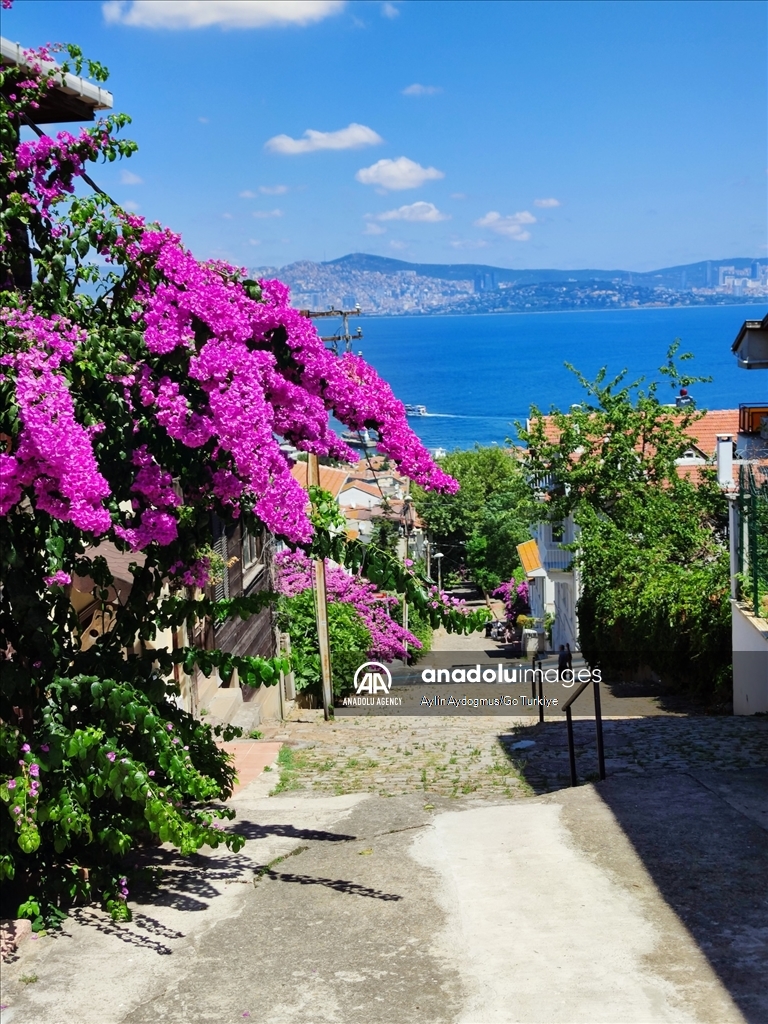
[519,516,580,653]
[523,383,767,667]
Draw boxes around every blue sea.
[353,305,768,450]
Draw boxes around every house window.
[551,521,564,543]
[212,517,229,602]
[242,525,265,588]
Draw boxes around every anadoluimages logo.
[353,661,393,695]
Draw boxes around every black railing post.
[566,705,577,787]
[593,677,606,781]
[561,679,591,789]
[538,671,544,723]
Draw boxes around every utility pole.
[302,306,365,720]
[307,451,334,720]
[302,306,363,355]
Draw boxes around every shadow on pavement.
[494,676,768,1018]
[590,770,768,1024]
[232,821,356,843]
[126,846,255,913]
[65,906,182,956]
[497,671,768,795]
[494,664,768,1023]
[258,869,403,901]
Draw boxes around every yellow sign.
[517,539,542,574]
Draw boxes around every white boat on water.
[404,404,428,417]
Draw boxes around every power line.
[303,306,363,355]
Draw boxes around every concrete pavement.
[1,762,766,1024]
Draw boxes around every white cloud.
[241,185,290,197]
[356,156,444,191]
[252,209,283,218]
[363,223,386,235]
[534,197,561,208]
[103,0,346,29]
[119,169,143,185]
[249,238,261,246]
[198,116,209,123]
[475,210,536,241]
[450,192,466,200]
[389,240,408,251]
[402,83,442,96]
[266,122,382,155]
[373,201,449,223]
[222,213,233,219]
[449,238,488,250]
[122,200,141,212]
[381,2,399,17]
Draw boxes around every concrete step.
[230,702,262,735]
[207,686,243,728]
[197,672,222,713]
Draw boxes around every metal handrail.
[562,677,606,787]
[527,654,607,786]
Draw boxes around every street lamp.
[433,552,444,593]
[401,494,414,562]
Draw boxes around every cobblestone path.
[262,601,768,800]
[261,712,768,799]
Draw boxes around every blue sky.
[5,0,767,271]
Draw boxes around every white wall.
[732,601,768,715]
[551,573,579,652]
[338,486,381,510]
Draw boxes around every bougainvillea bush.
[276,549,416,699]
[492,576,530,624]
[276,550,420,663]
[274,549,483,699]
[0,36,460,923]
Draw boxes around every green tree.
[277,591,371,701]
[520,347,731,695]
[413,446,534,593]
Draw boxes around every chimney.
[716,435,733,487]
[675,387,693,408]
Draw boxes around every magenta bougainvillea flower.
[1,151,456,556]
[275,549,427,661]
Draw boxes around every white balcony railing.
[542,545,574,571]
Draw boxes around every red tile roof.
[532,409,739,455]
[340,480,382,499]
[290,461,349,497]
[682,409,739,456]
[531,409,741,483]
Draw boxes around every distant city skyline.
[5,0,767,271]
[251,253,768,316]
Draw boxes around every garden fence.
[737,463,768,619]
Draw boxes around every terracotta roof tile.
[533,409,739,455]
[681,409,739,456]
[290,461,349,498]
[340,480,382,499]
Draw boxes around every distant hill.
[325,253,766,291]
[251,253,768,316]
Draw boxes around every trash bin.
[522,629,539,655]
